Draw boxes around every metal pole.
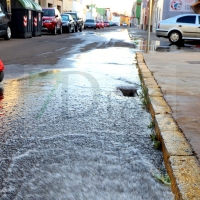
[146,0,153,53]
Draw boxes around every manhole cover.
[186,61,200,64]
[118,87,138,97]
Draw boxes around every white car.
[156,14,200,44]
[122,23,127,26]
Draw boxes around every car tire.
[58,26,62,34]
[94,28,96,30]
[52,25,57,35]
[4,25,11,40]
[0,72,4,82]
[75,25,78,32]
[79,26,82,32]
[168,31,182,44]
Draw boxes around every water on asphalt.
[0,45,173,198]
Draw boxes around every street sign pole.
[146,0,153,53]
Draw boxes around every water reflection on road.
[0,47,173,199]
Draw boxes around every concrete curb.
[136,52,200,200]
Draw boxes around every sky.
[83,0,135,14]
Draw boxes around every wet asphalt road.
[0,27,173,199]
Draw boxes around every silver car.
[156,14,200,44]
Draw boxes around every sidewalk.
[129,27,200,199]
[129,27,200,162]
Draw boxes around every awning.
[18,0,33,9]
[191,1,200,14]
[30,1,42,11]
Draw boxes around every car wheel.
[169,31,182,44]
[4,25,11,40]
[72,26,75,33]
[58,26,62,34]
[52,25,57,35]
[79,26,82,32]
[75,25,78,32]
[94,27,96,30]
[0,72,4,82]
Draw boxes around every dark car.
[84,19,96,30]
[0,4,11,40]
[42,7,62,35]
[63,12,83,32]
[61,14,75,33]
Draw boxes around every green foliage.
[139,84,150,110]
[148,120,155,129]
[153,173,171,186]
[150,134,161,149]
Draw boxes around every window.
[176,16,196,24]
[86,19,94,22]
[42,9,55,17]
[62,15,69,21]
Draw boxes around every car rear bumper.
[42,23,55,31]
[84,25,96,28]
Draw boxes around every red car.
[42,8,62,35]
[0,60,5,82]
[95,20,101,29]
[99,21,104,28]
[104,21,110,27]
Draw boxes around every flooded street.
[0,28,173,199]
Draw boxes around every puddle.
[130,35,200,52]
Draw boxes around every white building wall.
[152,0,164,32]
[112,16,120,26]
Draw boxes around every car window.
[61,15,69,21]
[86,19,94,22]
[69,15,73,21]
[69,13,77,20]
[43,9,55,17]
[176,16,196,24]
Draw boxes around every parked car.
[61,14,75,33]
[99,21,104,28]
[0,59,5,82]
[84,19,96,30]
[104,21,110,27]
[0,3,11,40]
[122,22,127,26]
[156,14,200,44]
[95,20,101,29]
[42,7,62,35]
[109,21,114,26]
[63,12,83,32]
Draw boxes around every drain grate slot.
[186,61,200,64]
[118,88,138,97]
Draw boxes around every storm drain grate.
[118,88,138,97]
[186,61,200,64]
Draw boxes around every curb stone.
[136,52,200,200]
